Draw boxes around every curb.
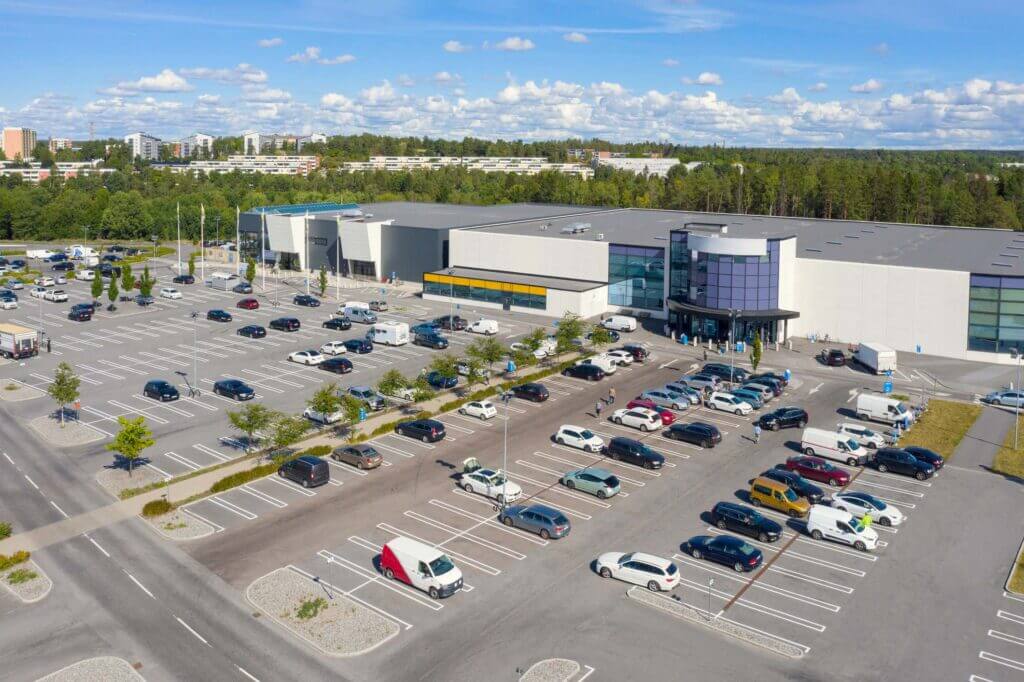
[35,656,144,681]
[0,559,53,604]
[518,658,580,682]
[1004,534,1024,595]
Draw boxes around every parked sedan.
[269,317,300,332]
[758,407,808,431]
[29,286,47,299]
[302,407,343,425]
[560,468,620,499]
[609,407,662,432]
[596,552,679,591]
[331,444,383,470]
[142,379,180,401]
[293,294,320,307]
[784,455,850,487]
[232,282,253,294]
[172,274,195,285]
[425,371,457,389]
[561,364,605,381]
[237,298,260,310]
[343,338,373,354]
[322,316,352,331]
[820,348,847,366]
[159,287,183,300]
[395,418,446,443]
[0,298,17,310]
[207,309,232,322]
[213,379,255,400]
[554,425,604,453]
[288,350,324,365]
[683,534,764,572]
[237,325,266,339]
[33,276,55,287]
[319,357,353,374]
[663,382,702,404]
[761,468,825,504]
[729,387,764,410]
[511,383,549,402]
[499,504,570,539]
[679,373,719,391]
[710,501,782,543]
[639,390,689,411]
[663,422,721,448]
[460,468,522,503]
[42,289,68,302]
[625,398,676,425]
[832,491,905,526]
[369,300,388,312]
[984,390,1024,407]
[433,315,467,331]
[903,445,945,471]
[458,400,497,420]
[604,437,665,469]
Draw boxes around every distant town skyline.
[0,0,1022,148]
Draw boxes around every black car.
[702,363,749,383]
[749,371,789,388]
[425,371,457,389]
[683,534,764,572]
[293,294,320,307]
[172,274,195,285]
[237,325,266,338]
[207,309,233,322]
[47,253,68,262]
[603,436,664,469]
[232,282,253,294]
[213,379,255,400]
[320,357,353,374]
[562,364,604,381]
[9,259,26,270]
[758,406,808,431]
[143,379,180,401]
[433,315,467,331]
[343,338,373,354]
[511,382,549,402]
[68,305,93,321]
[711,502,783,543]
[413,332,449,349]
[269,317,300,332]
[323,316,352,331]
[619,343,650,362]
[395,419,446,443]
[903,445,945,471]
[108,245,125,253]
[101,253,122,262]
[762,468,824,504]
[664,422,721,448]
[873,447,935,480]
[820,348,846,366]
[51,261,75,272]
[99,264,121,278]
[278,455,330,488]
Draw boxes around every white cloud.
[662,58,679,67]
[197,94,221,104]
[432,71,462,86]
[396,74,415,87]
[563,32,588,43]
[287,46,355,65]
[101,69,192,95]
[683,71,723,86]
[768,87,802,104]
[180,63,267,84]
[258,37,283,48]
[244,88,292,103]
[590,82,625,97]
[850,78,883,93]
[493,36,535,51]
[872,42,890,57]
[443,40,470,53]
[808,82,829,92]
[360,80,396,105]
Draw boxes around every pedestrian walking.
[46,338,52,353]
[607,387,616,405]
[595,401,604,418]
[703,348,708,362]
[753,423,762,444]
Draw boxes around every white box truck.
[366,321,409,346]
[855,393,915,426]
[26,249,55,260]
[0,323,39,359]
[854,342,897,374]
[206,271,240,291]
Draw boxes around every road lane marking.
[49,501,69,518]
[979,651,1024,672]
[124,570,156,599]
[24,475,39,490]
[84,534,111,558]
[175,617,211,646]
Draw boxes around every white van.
[343,300,369,312]
[806,504,879,552]
[366,321,409,346]
[575,354,617,375]
[800,427,868,466]
[380,536,464,599]
[344,306,378,324]
[856,393,915,426]
[602,315,637,332]
[467,319,499,335]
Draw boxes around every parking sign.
[883,381,893,394]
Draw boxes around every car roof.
[296,455,323,465]
[525,504,563,518]
[714,535,748,547]
[629,552,672,568]
[714,501,753,513]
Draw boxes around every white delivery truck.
[806,504,879,552]
[853,342,898,374]
[800,427,869,466]
[467,319,499,335]
[0,323,39,359]
[380,536,464,599]
[26,249,55,260]
[366,321,409,346]
[206,271,240,291]
[855,393,915,426]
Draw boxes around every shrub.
[0,551,30,571]
[0,522,10,539]
[296,597,328,620]
[7,568,37,585]
[300,445,331,457]
[141,499,172,517]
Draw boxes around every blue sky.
[1,0,1022,147]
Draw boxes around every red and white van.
[380,536,464,599]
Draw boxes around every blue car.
[411,322,441,335]
[425,371,457,389]
[498,504,571,539]
[343,338,373,354]
[683,534,763,572]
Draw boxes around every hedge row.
[0,551,30,571]
[209,445,332,494]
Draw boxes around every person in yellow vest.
[860,512,872,529]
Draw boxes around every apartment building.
[124,132,161,161]
[340,156,594,179]
[2,127,37,160]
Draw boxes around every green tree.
[188,251,196,276]
[226,403,275,448]
[554,312,584,358]
[750,334,763,372]
[339,394,366,441]
[522,327,547,354]
[318,265,328,297]
[467,336,505,379]
[107,276,119,308]
[120,263,134,293]
[268,414,310,451]
[90,271,104,300]
[106,415,155,477]
[460,355,488,386]
[586,323,613,351]
[138,264,155,297]
[100,191,152,239]
[246,258,256,284]
[46,361,80,426]
[377,369,410,398]
[428,352,460,382]
[307,382,342,417]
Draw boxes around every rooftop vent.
[596,233,604,240]
[804,248,823,253]
[992,262,1013,268]
[560,222,591,235]
[826,241,843,245]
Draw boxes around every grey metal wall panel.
[380,226,447,282]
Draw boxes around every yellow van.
[749,476,811,518]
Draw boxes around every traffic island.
[29,415,105,448]
[96,466,165,500]
[627,585,806,658]
[0,380,44,402]
[0,556,52,604]
[519,658,581,682]
[144,509,214,541]
[246,567,400,657]
[36,656,144,682]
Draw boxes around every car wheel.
[556,437,565,446]
[614,416,623,425]
[854,541,866,552]
[866,442,877,449]
[502,516,514,527]
[734,409,743,416]
[702,440,710,449]
[878,463,889,473]
[641,424,650,432]
[733,562,745,573]
[596,489,607,499]
[539,529,550,540]
[458,408,466,415]
[692,549,702,560]
[750,498,761,507]
[789,509,801,518]
[828,478,839,487]
[758,532,769,543]
[600,567,612,579]
[879,517,891,527]
[772,423,780,431]
[811,529,823,540]
[398,428,406,437]
[610,452,619,461]
[797,420,807,428]
[647,580,660,592]
[462,482,473,493]
[384,567,395,580]
[302,479,310,488]
[496,494,505,505]
[995,399,1004,406]
[803,447,815,456]
[565,480,576,490]
[428,587,439,600]
[915,471,927,481]
[716,519,727,530]
[644,461,654,469]
[857,413,869,421]
[421,435,429,443]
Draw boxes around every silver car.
[640,390,689,411]
[664,382,701,405]
[985,390,1024,408]
[680,373,720,391]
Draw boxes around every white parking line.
[266,475,317,497]
[207,496,258,520]
[676,574,826,631]
[403,510,527,560]
[533,450,647,486]
[369,440,417,459]
[705,527,869,575]
[377,522,502,575]
[139,350,190,367]
[428,498,549,546]
[131,395,194,418]
[453,486,593,521]
[108,400,169,424]
[989,629,1024,647]
[998,610,1024,626]
[99,359,147,375]
[239,485,288,508]
[979,651,1024,672]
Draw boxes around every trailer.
[366,321,409,346]
[0,323,39,359]
[206,271,240,291]
[853,342,898,374]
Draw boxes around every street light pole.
[729,309,737,383]
[707,577,714,620]
[191,311,199,397]
[448,268,455,329]
[176,202,181,275]
[501,390,511,509]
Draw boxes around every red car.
[626,398,676,426]
[237,298,259,310]
[784,456,850,487]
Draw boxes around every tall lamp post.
[1013,348,1022,449]
[448,268,455,330]
[727,309,740,383]
[501,389,512,509]
[191,310,199,397]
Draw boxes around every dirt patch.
[29,416,105,447]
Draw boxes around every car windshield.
[895,403,907,414]
[850,518,867,533]
[579,430,595,440]
[783,488,799,502]
[845,439,861,451]
[491,473,508,485]
[665,563,678,575]
[429,555,456,576]
[865,497,885,510]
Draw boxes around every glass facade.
[608,244,664,310]
[968,274,1024,353]
[669,232,689,300]
[423,272,547,310]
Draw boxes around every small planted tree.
[340,395,366,441]
[90,272,104,301]
[377,369,410,399]
[750,334,763,372]
[121,263,135,294]
[307,382,342,419]
[226,403,275,449]
[246,258,256,284]
[106,415,155,477]
[467,336,505,379]
[107,276,119,309]
[268,414,310,453]
[138,264,155,297]
[586,323,613,351]
[318,265,328,297]
[188,251,196,277]
[428,352,460,383]
[522,327,547,354]
[47,361,80,426]
[554,312,584,360]
[461,355,488,387]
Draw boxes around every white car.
[288,350,324,365]
[320,340,348,356]
[460,468,522,503]
[510,342,548,360]
[7,280,24,290]
[385,386,417,401]
[160,287,182,300]
[609,407,662,432]
[555,425,604,453]
[0,299,17,310]
[596,552,679,592]
[467,319,499,335]
[43,289,68,302]
[605,349,634,366]
[576,355,617,374]
[459,400,497,420]
[303,407,343,425]
[54,275,67,285]
[706,391,753,416]
[837,423,887,449]
[34,276,55,287]
[29,286,47,299]
[78,269,95,281]
[832,491,905,527]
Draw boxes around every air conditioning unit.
[596,233,604,240]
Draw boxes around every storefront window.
[423,273,547,310]
[608,244,664,310]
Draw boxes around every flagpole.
[305,210,310,296]
[261,210,266,291]
[200,204,205,281]
[235,206,241,276]
[176,202,181,274]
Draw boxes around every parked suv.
[348,386,385,411]
[269,317,300,331]
[278,455,330,488]
[711,501,782,543]
[872,447,936,480]
[819,348,847,366]
[758,407,808,431]
[413,331,449,349]
[663,422,721,448]
[748,476,810,517]
[143,379,180,401]
[395,419,446,443]
[702,363,749,383]
[603,437,665,469]
[511,383,549,402]
[323,316,352,331]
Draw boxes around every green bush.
[7,568,37,585]
[0,551,30,571]
[0,522,10,539]
[300,445,331,457]
[296,597,328,620]
[141,499,172,517]
[211,462,279,493]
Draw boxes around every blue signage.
[358,408,367,422]
[916,344,922,354]
[885,370,893,378]
[783,369,792,382]
[506,360,517,373]
[679,334,689,345]
[883,381,893,394]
